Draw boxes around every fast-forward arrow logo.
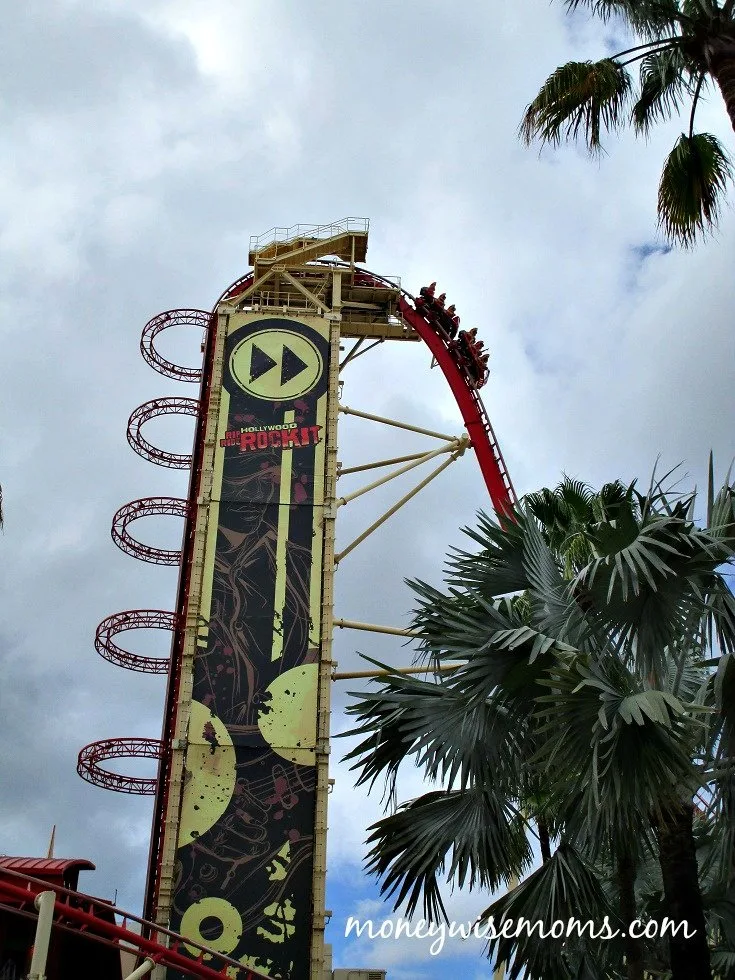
[249,343,310,388]
[230,328,324,401]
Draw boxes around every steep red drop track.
[397,292,516,514]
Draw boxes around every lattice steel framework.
[111,497,189,565]
[140,309,209,382]
[127,398,200,469]
[95,609,175,674]
[77,737,162,795]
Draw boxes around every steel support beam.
[339,404,457,442]
[27,891,55,980]
[336,440,462,507]
[334,451,461,564]
[332,663,462,680]
[333,618,419,637]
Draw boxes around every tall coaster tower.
[150,222,371,980]
[78,218,515,980]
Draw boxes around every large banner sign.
[168,315,332,979]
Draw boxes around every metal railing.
[248,217,369,252]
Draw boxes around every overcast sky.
[1,1,734,977]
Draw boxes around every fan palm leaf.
[658,132,733,246]
[564,0,685,34]
[363,787,532,921]
[477,842,620,980]
[342,659,524,798]
[536,653,702,852]
[633,48,697,133]
[520,60,633,153]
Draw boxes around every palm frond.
[535,654,702,851]
[364,787,532,921]
[520,506,593,647]
[564,0,689,36]
[342,660,524,799]
[715,653,735,735]
[658,131,733,246]
[521,60,633,154]
[572,507,735,676]
[442,601,577,713]
[408,579,523,666]
[478,842,620,980]
[525,478,637,579]
[447,507,529,593]
[633,46,695,134]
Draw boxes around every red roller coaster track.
[111,496,189,565]
[95,609,175,674]
[397,294,516,514]
[140,309,211,382]
[127,397,199,469]
[0,868,270,980]
[77,737,163,795]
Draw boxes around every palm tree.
[520,0,735,245]
[344,468,735,979]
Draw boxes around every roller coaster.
[2,220,515,980]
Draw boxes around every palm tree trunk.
[537,817,551,863]
[617,849,644,980]
[705,39,735,133]
[655,802,711,980]
[724,729,735,887]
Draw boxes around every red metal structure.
[140,310,209,382]
[0,867,270,980]
[127,398,199,469]
[77,737,162,795]
[95,609,175,674]
[111,497,189,565]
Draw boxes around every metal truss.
[127,397,199,469]
[95,609,175,674]
[330,283,517,654]
[111,497,189,565]
[140,309,211,382]
[77,737,163,795]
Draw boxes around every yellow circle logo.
[230,329,323,401]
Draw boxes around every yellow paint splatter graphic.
[257,898,296,944]
[266,841,291,882]
[178,701,237,847]
[257,664,318,766]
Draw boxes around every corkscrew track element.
[127,397,199,469]
[77,737,163,795]
[95,609,175,674]
[111,496,189,565]
[140,309,211,382]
